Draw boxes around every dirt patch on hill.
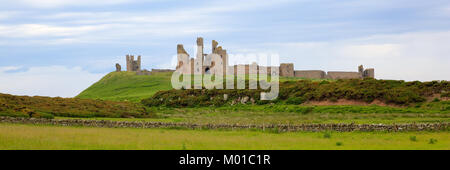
[302,94,448,107]
[302,99,401,107]
[426,94,449,102]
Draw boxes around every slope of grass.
[0,123,448,150]
[76,71,174,102]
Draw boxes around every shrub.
[429,138,437,144]
[329,97,338,102]
[441,92,450,98]
[409,136,417,142]
[336,142,343,146]
[286,97,305,105]
[323,132,331,138]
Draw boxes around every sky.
[0,0,449,97]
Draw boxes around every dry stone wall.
[1,117,447,132]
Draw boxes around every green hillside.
[77,71,316,102]
[76,71,174,102]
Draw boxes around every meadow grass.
[53,103,450,125]
[0,123,448,150]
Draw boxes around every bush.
[409,136,417,142]
[441,92,450,98]
[329,97,338,102]
[286,97,305,105]
[428,138,437,144]
[31,112,54,119]
[323,132,331,138]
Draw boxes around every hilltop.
[76,71,174,102]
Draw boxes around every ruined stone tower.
[126,54,141,72]
[211,39,228,74]
[176,37,229,75]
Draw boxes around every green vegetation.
[1,72,448,150]
[0,123,448,150]
[213,103,450,113]
[76,71,325,102]
[0,93,154,119]
[429,138,438,144]
[143,78,449,107]
[77,71,174,102]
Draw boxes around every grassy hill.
[76,71,316,102]
[77,71,174,102]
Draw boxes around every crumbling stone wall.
[279,63,294,77]
[151,69,174,73]
[294,70,325,79]
[173,38,375,80]
[115,63,121,72]
[326,71,363,79]
[364,68,375,78]
[1,117,447,132]
[176,44,191,74]
[136,69,152,75]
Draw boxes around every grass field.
[0,123,448,150]
[6,72,449,150]
[47,102,450,125]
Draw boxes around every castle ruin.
[115,54,152,75]
[126,54,141,72]
[115,37,375,79]
[175,37,375,79]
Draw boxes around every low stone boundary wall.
[0,117,448,132]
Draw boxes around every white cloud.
[0,66,104,97]
[0,24,109,38]
[9,0,137,8]
[0,11,18,20]
[262,31,450,81]
[0,0,296,44]
[337,44,402,60]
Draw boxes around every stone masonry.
[175,37,375,79]
[117,38,375,79]
[126,54,141,72]
[115,63,121,72]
